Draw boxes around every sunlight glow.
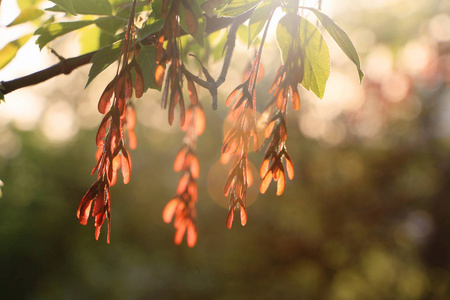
[40,101,79,143]
[0,90,46,131]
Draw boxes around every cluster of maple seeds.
[77,1,304,246]
[163,101,205,247]
[77,9,143,243]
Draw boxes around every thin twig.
[181,10,255,110]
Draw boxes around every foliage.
[0,0,363,246]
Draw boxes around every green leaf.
[236,24,248,45]
[207,28,227,61]
[17,0,44,10]
[277,14,330,99]
[151,0,163,19]
[201,0,227,17]
[0,34,33,70]
[248,0,274,47]
[86,41,122,87]
[7,8,44,27]
[179,0,206,47]
[136,45,157,91]
[217,0,261,17]
[49,0,76,15]
[48,0,113,15]
[78,24,101,53]
[95,17,126,36]
[302,7,364,82]
[139,18,165,40]
[35,20,95,49]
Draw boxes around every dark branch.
[1,51,96,95]
[1,11,254,97]
[181,15,246,110]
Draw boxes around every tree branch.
[181,14,247,110]
[1,51,95,95]
[0,11,254,97]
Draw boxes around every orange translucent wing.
[134,63,144,98]
[188,179,198,203]
[163,198,179,223]
[121,154,131,184]
[125,71,133,100]
[226,208,234,229]
[247,166,253,186]
[260,158,270,178]
[128,130,137,150]
[187,222,197,247]
[195,106,206,136]
[276,170,285,196]
[181,108,192,132]
[179,92,186,127]
[276,89,285,111]
[174,148,186,172]
[240,205,247,226]
[225,86,243,107]
[107,217,111,244]
[285,152,295,180]
[98,78,115,114]
[155,64,166,89]
[260,170,273,194]
[187,78,198,105]
[174,223,187,245]
[223,172,236,197]
[127,105,136,129]
[168,90,179,125]
[92,186,105,217]
[177,173,190,194]
[96,113,111,147]
[77,180,100,224]
[291,87,300,110]
[190,155,200,179]
[265,120,277,139]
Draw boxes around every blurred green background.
[0,0,449,299]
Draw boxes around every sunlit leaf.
[217,0,261,17]
[236,24,248,45]
[95,17,126,36]
[248,0,274,47]
[0,34,32,70]
[136,45,157,91]
[17,0,44,10]
[202,0,227,17]
[48,0,112,15]
[78,24,101,53]
[49,0,76,15]
[86,41,122,87]
[139,18,164,40]
[179,0,206,47]
[35,20,95,49]
[277,14,330,99]
[150,0,163,19]
[7,8,44,27]
[207,28,227,61]
[302,7,364,82]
